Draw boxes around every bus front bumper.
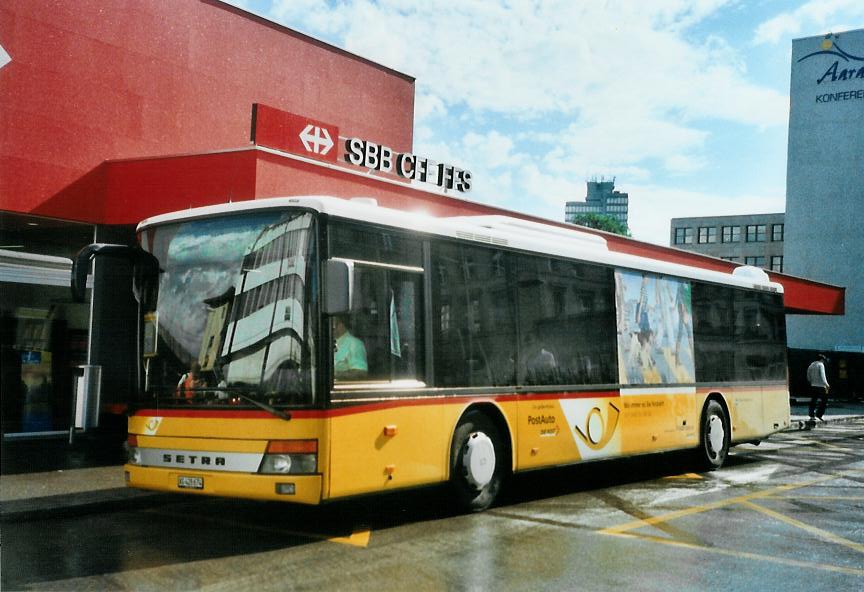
[124,464,323,504]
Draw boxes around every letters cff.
[344,138,472,193]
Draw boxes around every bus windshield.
[139,210,317,408]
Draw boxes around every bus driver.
[333,316,368,381]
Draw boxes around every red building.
[0,0,844,440]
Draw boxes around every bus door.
[328,262,444,498]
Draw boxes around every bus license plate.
[177,475,204,490]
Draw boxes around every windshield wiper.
[232,392,292,422]
[150,387,292,421]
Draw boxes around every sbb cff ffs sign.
[252,104,339,163]
[344,138,472,193]
[252,104,472,192]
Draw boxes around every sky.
[227,0,863,245]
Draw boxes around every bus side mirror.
[71,244,104,302]
[323,259,354,315]
[71,243,160,303]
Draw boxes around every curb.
[784,414,864,432]
[0,488,177,522]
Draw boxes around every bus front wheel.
[450,411,507,512]
[696,400,730,470]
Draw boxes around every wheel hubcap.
[463,432,496,488]
[706,415,725,457]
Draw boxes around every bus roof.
[138,196,783,294]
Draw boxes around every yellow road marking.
[763,495,864,501]
[608,531,864,577]
[814,441,855,452]
[740,500,864,554]
[599,474,836,536]
[663,473,703,480]
[598,472,863,575]
[329,529,372,548]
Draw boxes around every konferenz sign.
[796,36,864,106]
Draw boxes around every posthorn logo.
[797,38,864,85]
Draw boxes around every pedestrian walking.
[806,354,830,421]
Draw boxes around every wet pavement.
[1,433,171,522]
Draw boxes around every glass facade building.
[565,180,629,229]
[1,214,95,436]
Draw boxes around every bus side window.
[431,242,517,388]
[515,254,618,386]
[339,266,424,384]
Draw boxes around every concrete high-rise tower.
[784,30,864,355]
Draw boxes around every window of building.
[772,224,784,242]
[722,226,740,243]
[674,227,694,245]
[744,256,766,267]
[746,224,766,242]
[770,256,783,272]
[1,280,91,434]
[720,256,739,262]
[698,227,717,244]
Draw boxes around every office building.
[669,213,786,272]
[565,180,629,229]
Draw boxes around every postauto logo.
[798,38,864,85]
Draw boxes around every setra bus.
[73,196,790,511]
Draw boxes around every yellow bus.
[74,196,791,511]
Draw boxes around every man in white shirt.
[806,354,829,421]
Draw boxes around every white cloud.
[543,117,710,178]
[462,131,523,169]
[260,1,807,245]
[754,0,864,45]
[515,163,583,212]
[267,1,787,126]
[414,91,445,121]
[268,0,350,36]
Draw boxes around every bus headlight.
[127,447,142,465]
[126,435,142,465]
[263,454,292,473]
[259,440,317,474]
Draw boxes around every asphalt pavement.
[2,398,863,522]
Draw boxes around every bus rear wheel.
[696,400,730,470]
[450,411,508,512]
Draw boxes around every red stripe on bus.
[132,390,621,420]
